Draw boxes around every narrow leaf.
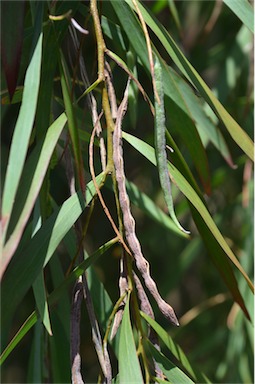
[1,113,67,277]
[154,55,189,234]
[223,0,254,33]
[125,180,188,238]
[33,271,52,336]
[109,1,213,190]
[122,132,254,297]
[141,312,211,383]
[1,33,43,241]
[119,294,144,383]
[31,202,52,336]
[1,174,104,328]
[148,342,195,384]
[0,237,116,363]
[59,50,85,193]
[125,0,254,160]
[0,312,38,365]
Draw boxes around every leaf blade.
[1,174,104,328]
[1,113,67,277]
[122,132,254,300]
[119,294,144,383]
[125,0,254,161]
[223,0,254,33]
[2,33,43,240]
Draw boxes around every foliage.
[1,1,253,383]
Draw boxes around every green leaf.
[27,322,43,383]
[32,202,52,336]
[125,180,188,238]
[122,132,253,303]
[110,1,211,189]
[124,0,254,161]
[1,174,104,328]
[148,342,195,383]
[59,50,85,193]
[1,113,67,277]
[0,312,38,365]
[223,0,254,33]
[2,33,43,242]
[154,55,189,234]
[141,312,211,383]
[0,237,117,364]
[165,66,235,169]
[49,312,70,383]
[119,294,144,383]
[33,271,52,336]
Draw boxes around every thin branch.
[82,272,112,383]
[90,0,105,81]
[132,0,160,104]
[89,123,132,257]
[70,280,85,384]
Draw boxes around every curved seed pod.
[113,79,179,326]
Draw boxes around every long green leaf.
[148,342,195,383]
[33,271,52,336]
[1,113,67,278]
[1,174,104,328]
[32,199,52,336]
[0,237,116,364]
[141,312,211,383]
[0,312,38,366]
[27,322,43,383]
[59,50,85,193]
[122,132,254,296]
[223,0,254,33]
[109,1,211,191]
[154,55,189,234]
[165,65,235,169]
[1,33,43,242]
[125,180,188,238]
[125,0,254,160]
[119,293,144,383]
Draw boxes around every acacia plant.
[1,1,254,383]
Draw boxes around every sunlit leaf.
[223,0,254,33]
[0,237,116,364]
[119,294,144,383]
[122,131,253,304]
[141,312,211,383]
[1,174,104,328]
[124,0,254,161]
[148,342,195,383]
[1,33,43,242]
[2,113,67,276]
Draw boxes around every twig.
[82,272,112,383]
[70,280,85,384]
[69,25,106,171]
[104,61,118,120]
[105,48,155,116]
[110,254,129,340]
[132,0,160,104]
[88,122,132,257]
[90,0,105,81]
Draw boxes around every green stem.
[102,87,115,173]
[90,0,105,81]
